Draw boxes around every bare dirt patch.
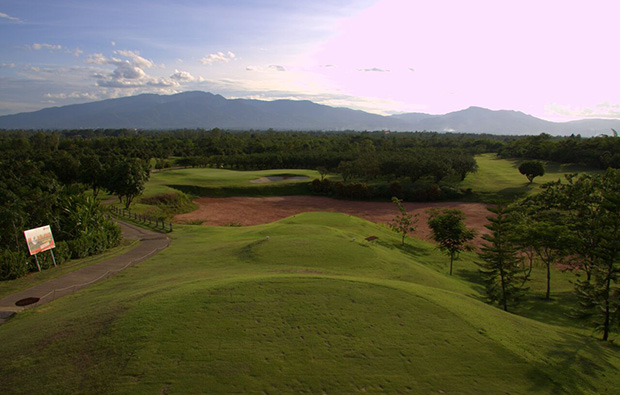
[174,195,491,245]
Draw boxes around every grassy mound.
[1,213,618,394]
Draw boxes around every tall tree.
[476,205,528,312]
[389,197,418,246]
[107,158,150,209]
[427,208,476,276]
[573,169,620,341]
[517,200,568,300]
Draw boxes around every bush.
[0,249,28,281]
[68,236,91,259]
[53,241,71,264]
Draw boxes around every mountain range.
[0,91,618,135]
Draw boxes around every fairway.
[457,153,601,201]
[1,212,619,394]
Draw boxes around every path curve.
[0,221,169,323]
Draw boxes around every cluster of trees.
[396,169,620,340]
[499,133,620,169]
[0,133,151,280]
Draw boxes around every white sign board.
[24,225,56,256]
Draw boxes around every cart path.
[0,221,169,323]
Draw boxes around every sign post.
[24,225,57,271]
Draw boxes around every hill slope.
[1,91,619,135]
[0,213,618,394]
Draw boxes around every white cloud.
[357,68,390,73]
[546,102,620,119]
[113,50,154,69]
[200,51,236,65]
[111,41,116,47]
[31,43,62,51]
[170,69,204,82]
[0,62,16,68]
[269,65,286,72]
[246,65,287,72]
[84,51,205,92]
[44,91,100,100]
[0,12,20,22]
[67,48,83,57]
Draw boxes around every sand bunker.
[174,195,491,245]
[250,176,309,183]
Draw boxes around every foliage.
[566,170,620,340]
[0,249,28,281]
[499,132,620,169]
[106,158,151,209]
[518,160,546,183]
[389,197,418,246]
[476,205,528,311]
[427,208,476,275]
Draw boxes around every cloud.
[0,12,20,22]
[357,67,390,73]
[170,69,204,82]
[44,92,100,100]
[86,51,165,88]
[69,48,83,57]
[200,51,236,65]
[0,62,16,68]
[85,51,205,92]
[546,102,620,119]
[246,65,287,72]
[113,50,153,69]
[31,43,62,51]
[269,65,286,72]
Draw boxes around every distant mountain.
[0,91,618,135]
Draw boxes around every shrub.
[68,236,91,259]
[0,249,28,281]
[54,241,71,264]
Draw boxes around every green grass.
[456,153,601,202]
[1,212,618,394]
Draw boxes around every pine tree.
[573,170,620,340]
[476,205,528,312]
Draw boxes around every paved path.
[0,221,169,323]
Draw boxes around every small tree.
[517,202,568,300]
[476,205,528,312]
[389,197,418,246]
[518,160,545,184]
[317,166,329,181]
[336,161,356,183]
[427,208,476,275]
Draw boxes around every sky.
[1,0,619,121]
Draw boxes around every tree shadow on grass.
[454,268,486,295]
[514,292,583,329]
[374,240,430,259]
[525,333,620,394]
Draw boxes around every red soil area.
[175,195,491,245]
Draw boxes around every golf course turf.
[1,155,618,394]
